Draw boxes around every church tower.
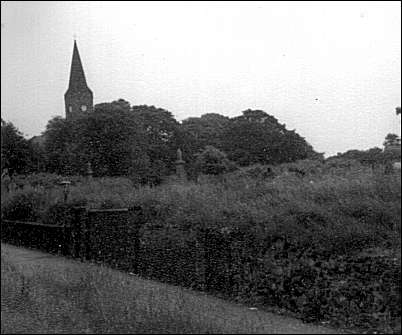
[64,40,93,120]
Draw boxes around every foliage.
[40,202,76,226]
[181,113,231,150]
[43,107,150,180]
[42,116,74,174]
[384,133,401,148]
[1,188,44,221]
[220,110,320,166]
[2,161,400,333]
[32,103,323,182]
[1,251,314,335]
[94,98,131,113]
[11,173,66,189]
[74,108,148,177]
[1,119,37,175]
[195,145,237,175]
[132,105,197,183]
[227,164,276,180]
[329,146,400,168]
[41,102,200,184]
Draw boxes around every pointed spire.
[68,40,88,91]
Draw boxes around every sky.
[1,1,401,157]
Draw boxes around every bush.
[195,146,237,175]
[1,167,400,333]
[1,188,44,221]
[10,173,88,190]
[40,202,76,226]
[227,164,276,180]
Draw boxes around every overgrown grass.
[1,159,401,333]
[1,250,337,334]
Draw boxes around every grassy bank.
[1,246,338,334]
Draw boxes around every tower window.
[69,106,73,113]
[81,105,87,112]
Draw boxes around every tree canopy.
[182,113,231,150]
[4,101,324,181]
[1,119,36,175]
[195,145,236,175]
[383,133,401,148]
[220,110,319,166]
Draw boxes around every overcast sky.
[1,1,401,156]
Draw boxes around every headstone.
[60,180,71,202]
[1,169,11,192]
[175,148,187,182]
[87,162,93,180]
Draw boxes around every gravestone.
[86,161,93,180]
[175,148,187,182]
[1,169,11,192]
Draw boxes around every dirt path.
[1,243,344,334]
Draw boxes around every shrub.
[195,146,237,175]
[1,188,45,221]
[1,166,400,333]
[40,202,77,226]
[227,164,276,180]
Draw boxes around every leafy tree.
[220,110,318,166]
[43,116,75,174]
[42,103,150,180]
[331,147,384,167]
[42,101,198,184]
[72,109,149,177]
[132,105,197,178]
[94,98,131,114]
[195,145,236,175]
[1,119,35,175]
[182,113,231,150]
[328,145,400,168]
[28,138,47,172]
[41,103,320,180]
[383,133,400,148]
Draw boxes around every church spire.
[64,40,93,120]
[68,40,88,91]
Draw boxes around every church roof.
[67,40,90,92]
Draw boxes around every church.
[64,40,94,120]
[30,41,93,147]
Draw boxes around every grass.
[1,160,401,333]
[0,248,338,334]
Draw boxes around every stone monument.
[175,148,187,182]
[87,161,93,180]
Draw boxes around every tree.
[383,133,400,148]
[94,98,131,114]
[195,145,236,175]
[220,110,318,166]
[330,147,385,167]
[42,103,150,179]
[1,119,35,175]
[181,113,231,150]
[132,105,197,179]
[396,107,401,116]
[42,100,199,184]
[71,109,149,177]
[43,116,75,174]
